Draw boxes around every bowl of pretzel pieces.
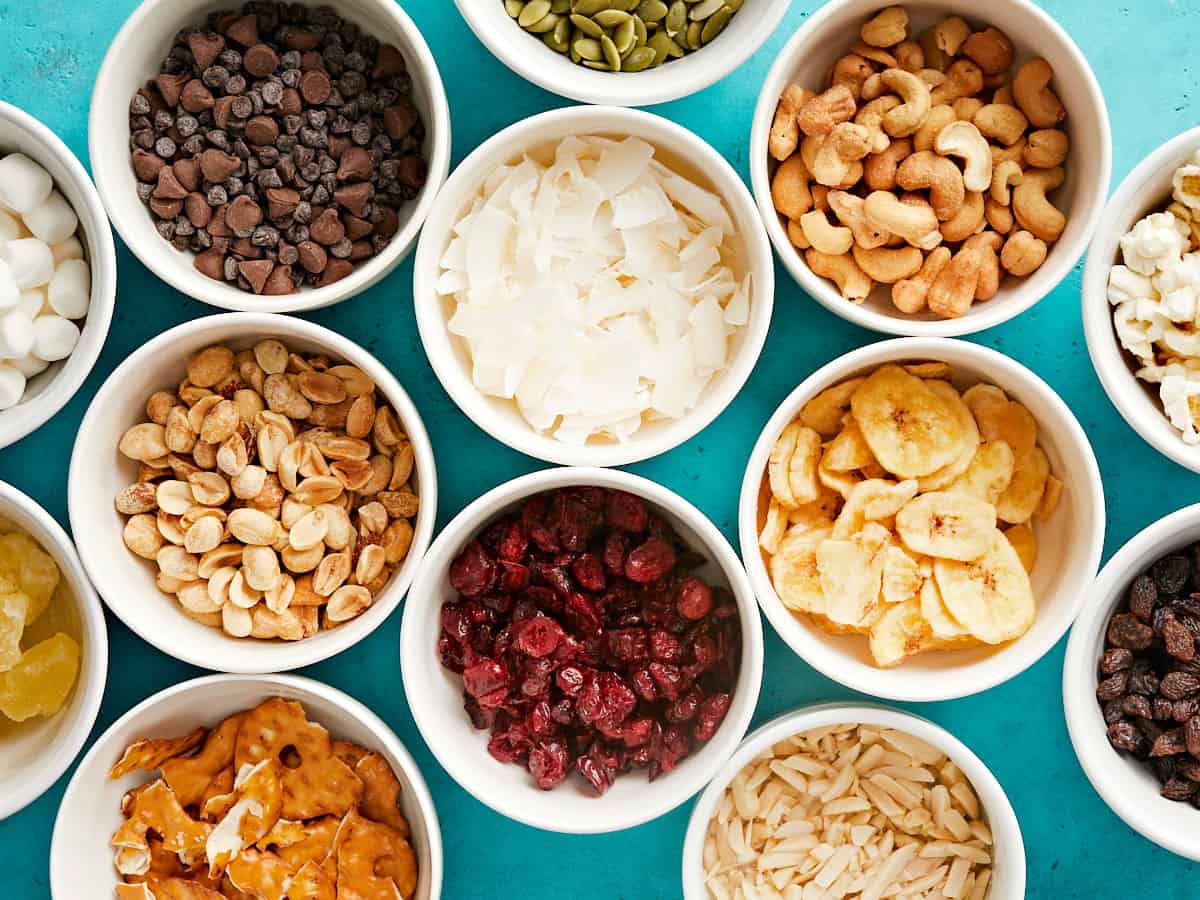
[49,673,443,899]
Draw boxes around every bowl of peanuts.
[752,0,1111,337]
[66,312,436,674]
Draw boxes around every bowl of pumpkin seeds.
[456,0,793,106]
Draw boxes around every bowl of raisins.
[399,466,763,834]
[1064,502,1200,860]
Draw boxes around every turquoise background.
[0,0,1197,896]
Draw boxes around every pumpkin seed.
[569,41,582,63]
[600,33,622,69]
[614,17,637,54]
[612,0,640,10]
[623,45,657,71]
[632,14,648,47]
[527,11,561,33]
[572,0,611,13]
[582,59,612,70]
[573,36,604,60]
[685,20,703,49]
[505,0,525,17]
[700,5,731,42]
[569,12,604,36]
[688,0,725,19]
[725,0,743,8]
[518,0,552,26]
[550,0,571,11]
[665,1,687,36]
[544,16,572,50]
[592,8,631,26]
[636,0,668,22]
[646,30,675,64]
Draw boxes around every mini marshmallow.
[47,259,90,320]
[0,364,26,411]
[0,259,18,311]
[3,238,54,289]
[17,288,45,319]
[23,189,78,245]
[32,314,78,362]
[0,309,35,360]
[0,209,19,243]
[9,353,47,378]
[0,154,53,214]
[51,235,83,265]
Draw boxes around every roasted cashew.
[940,190,986,243]
[896,150,966,221]
[892,246,951,313]
[974,103,1029,146]
[964,232,1003,300]
[932,16,971,57]
[798,84,858,136]
[990,159,1024,205]
[864,138,914,191]
[989,137,1027,167]
[806,249,873,301]
[811,122,872,187]
[864,191,943,250]
[963,28,1015,75]
[993,83,1015,107]
[985,197,1015,234]
[771,155,812,220]
[856,95,902,154]
[928,244,984,317]
[1012,59,1066,129]
[852,244,924,284]
[953,97,985,122]
[1000,230,1049,276]
[830,54,874,101]
[811,184,831,211]
[1012,166,1066,242]
[894,41,924,73]
[880,69,932,138]
[1024,129,1070,168]
[800,209,854,256]
[935,121,992,192]
[860,73,887,102]
[918,28,950,73]
[851,42,899,68]
[769,85,815,161]
[861,6,908,47]
[930,60,984,106]
[914,104,956,152]
[786,218,810,250]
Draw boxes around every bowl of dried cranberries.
[399,467,763,834]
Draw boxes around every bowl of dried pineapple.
[0,480,106,819]
[738,337,1104,702]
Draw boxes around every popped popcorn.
[1173,152,1200,210]
[1161,374,1200,444]
[1119,212,1189,276]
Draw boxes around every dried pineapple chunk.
[0,584,30,672]
[0,531,60,624]
[0,633,80,721]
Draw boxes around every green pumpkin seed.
[572,0,611,12]
[614,18,637,53]
[527,11,561,33]
[600,33,622,69]
[632,13,648,46]
[518,0,552,27]
[664,1,687,36]
[505,0,525,16]
[582,59,612,70]
[646,30,675,63]
[593,9,631,27]
[700,5,730,41]
[725,0,743,9]
[688,0,725,19]
[623,45,657,71]
[573,36,604,60]
[636,0,668,21]
[613,0,641,10]
[569,13,604,36]
[569,42,582,63]
[551,0,571,11]
[543,18,571,50]
[684,20,702,48]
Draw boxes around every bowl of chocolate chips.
[89,0,451,312]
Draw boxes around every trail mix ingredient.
[0,151,92,408]
[438,486,741,794]
[0,528,79,721]
[115,339,419,639]
[1098,547,1200,805]
[704,723,994,900]
[106,697,416,898]
[1107,149,1200,445]
[504,0,742,72]
[768,7,1069,317]
[129,1,427,295]
[760,362,1062,667]
[440,135,750,445]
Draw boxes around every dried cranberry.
[571,553,607,593]
[653,725,691,779]
[626,537,677,584]
[564,592,604,634]
[482,592,515,615]
[529,741,570,790]
[558,497,603,551]
[577,747,615,795]
[524,585,562,616]
[602,531,628,576]
[607,491,649,532]
[463,659,508,700]
[617,717,655,748]
[691,633,719,671]
[440,604,471,643]
[649,662,686,700]
[464,695,495,730]
[666,690,702,724]
[556,665,588,696]
[526,700,555,737]
[606,628,649,664]
[650,629,683,664]
[513,615,564,659]
[694,693,732,742]
[676,576,713,621]
[449,541,496,597]
[532,561,573,599]
[438,636,466,673]
[498,520,529,562]
[497,561,531,594]
[631,667,657,702]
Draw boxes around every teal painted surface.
[0,0,1197,896]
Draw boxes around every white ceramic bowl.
[89,0,451,313]
[0,480,107,820]
[751,0,1112,337]
[50,673,443,898]
[68,312,436,674]
[682,703,1026,898]
[400,466,764,834]
[1082,127,1200,473]
[739,337,1105,702]
[413,105,774,468]
[0,101,117,449]
[1063,503,1200,860]
[454,0,792,108]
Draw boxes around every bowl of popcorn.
[0,480,107,820]
[682,703,1025,898]
[752,0,1111,336]
[50,672,442,899]
[67,312,436,674]
[0,100,117,447]
[1081,127,1200,474]
[738,337,1104,701]
[412,105,774,468]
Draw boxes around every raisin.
[1151,729,1187,757]
[1154,697,1176,720]
[1107,720,1145,754]
[1152,555,1192,594]
[1161,671,1200,700]
[1103,699,1126,725]
[1129,574,1158,622]
[1129,660,1160,695]
[1175,698,1200,723]
[1187,716,1200,758]
[1107,613,1155,651]
[1096,671,1130,701]
[1122,694,1153,718]
[1100,647,1134,675]
[1163,616,1197,661]
[1177,756,1200,781]
[1162,778,1197,801]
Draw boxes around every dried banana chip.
[833,478,920,539]
[920,577,970,639]
[949,440,1015,504]
[817,532,886,630]
[824,418,876,472]
[918,381,982,490]
[881,546,923,605]
[818,450,863,500]
[963,384,1038,458]
[903,361,954,379]
[935,532,1035,644]
[1004,523,1037,573]
[769,423,822,508]
[995,446,1049,525]
[759,498,788,555]
[895,492,998,562]
[852,365,966,479]
[771,524,832,615]
[869,597,933,668]
[801,377,865,437]
[769,423,804,508]
[1036,475,1063,520]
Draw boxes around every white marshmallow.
[0,209,20,243]
[51,235,83,265]
[9,353,47,378]
[0,154,53,214]
[32,314,78,361]
[47,259,90,319]
[0,364,26,410]
[23,189,78,245]
[3,238,54,289]
[17,288,45,319]
[0,259,18,311]
[0,309,34,360]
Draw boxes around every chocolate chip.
[245,115,280,146]
[130,93,152,117]
[230,95,254,120]
[318,258,353,287]
[277,242,299,266]
[185,193,213,228]
[150,196,184,219]
[297,240,328,273]
[194,247,226,280]
[132,149,166,182]
[329,237,354,259]
[334,183,372,218]
[232,237,261,259]
[349,239,374,261]
[383,102,417,140]
[336,146,373,182]
[200,148,242,183]
[251,225,281,248]
[373,44,406,79]
[375,206,399,239]
[300,50,324,72]
[260,80,284,107]
[225,74,247,96]
[155,73,190,107]
[189,32,226,68]
[239,259,274,293]
[265,187,301,220]
[396,157,426,189]
[263,264,297,295]
[308,208,345,246]
[224,14,260,47]
[227,194,263,237]
[285,29,321,51]
[154,167,189,201]
[174,157,201,192]
[278,87,303,117]
[180,80,215,114]
[343,214,373,241]
[300,69,332,105]
[244,43,280,78]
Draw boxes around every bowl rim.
[738,336,1106,702]
[412,104,775,468]
[748,0,1114,338]
[1081,126,1200,475]
[0,479,109,821]
[87,0,452,314]
[66,311,437,674]
[451,0,794,108]
[48,671,444,898]
[680,701,1027,899]
[0,100,118,449]
[399,465,765,834]
[1062,502,1200,861]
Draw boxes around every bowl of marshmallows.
[0,101,116,448]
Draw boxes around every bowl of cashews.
[751,0,1111,337]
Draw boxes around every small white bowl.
[413,105,774,468]
[751,0,1112,337]
[453,0,792,108]
[681,703,1026,898]
[1063,503,1200,861]
[50,673,443,898]
[1082,127,1200,474]
[68,312,437,674]
[399,466,764,834]
[0,101,117,449]
[739,337,1105,702]
[0,480,107,820]
[89,0,451,313]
